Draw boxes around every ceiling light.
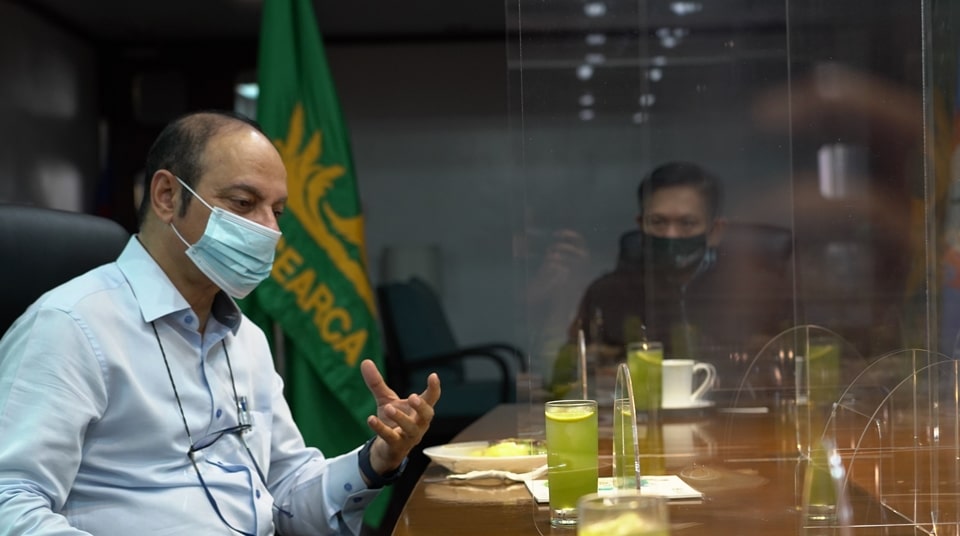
[579,109,595,121]
[583,2,607,17]
[585,53,606,65]
[656,27,689,49]
[646,68,663,82]
[236,83,259,100]
[576,64,594,81]
[585,33,607,46]
[638,94,656,107]
[632,112,649,124]
[670,2,703,16]
[579,93,595,107]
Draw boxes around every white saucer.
[662,399,716,411]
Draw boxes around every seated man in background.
[0,110,440,535]
[563,162,793,378]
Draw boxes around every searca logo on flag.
[267,104,373,367]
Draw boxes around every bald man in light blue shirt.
[0,111,440,535]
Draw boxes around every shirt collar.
[116,236,242,334]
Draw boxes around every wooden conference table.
[393,402,955,536]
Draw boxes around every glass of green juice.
[577,492,669,536]
[627,341,664,413]
[807,337,841,406]
[545,399,599,526]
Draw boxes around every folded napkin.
[446,464,548,482]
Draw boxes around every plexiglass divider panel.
[507,0,959,533]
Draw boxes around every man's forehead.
[196,129,284,180]
[644,186,709,216]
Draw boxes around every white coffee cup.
[662,359,717,409]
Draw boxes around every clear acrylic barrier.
[503,0,960,534]
[722,325,867,458]
[715,333,960,534]
[612,363,641,491]
[818,351,960,534]
[726,325,864,410]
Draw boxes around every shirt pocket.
[242,409,272,475]
[198,409,271,477]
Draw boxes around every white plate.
[662,399,716,411]
[423,440,547,474]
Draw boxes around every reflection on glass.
[577,492,669,536]
[511,0,958,533]
[801,439,853,536]
[638,419,665,477]
[626,341,663,414]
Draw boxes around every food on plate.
[578,512,668,536]
[469,439,545,457]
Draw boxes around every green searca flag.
[245,0,382,460]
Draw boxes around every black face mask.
[644,233,708,271]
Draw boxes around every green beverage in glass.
[546,400,599,526]
[577,492,670,536]
[802,445,839,526]
[808,339,841,405]
[639,420,666,476]
[627,341,663,412]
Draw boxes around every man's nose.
[662,224,684,238]
[252,209,281,232]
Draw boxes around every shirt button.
[352,497,363,504]
[216,409,223,418]
[344,483,353,492]
[256,489,261,499]
[184,315,194,324]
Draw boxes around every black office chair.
[376,276,527,439]
[0,204,130,336]
[374,276,529,532]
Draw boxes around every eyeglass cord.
[151,322,291,536]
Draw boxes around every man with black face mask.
[567,162,792,364]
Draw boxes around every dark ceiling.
[15,0,819,46]
[13,0,915,52]
[11,0,921,125]
[16,0,506,43]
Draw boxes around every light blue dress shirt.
[0,237,380,535]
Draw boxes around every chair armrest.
[405,348,514,403]
[458,343,528,372]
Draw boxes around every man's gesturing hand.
[360,359,441,476]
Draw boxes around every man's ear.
[708,217,726,247]
[150,170,179,224]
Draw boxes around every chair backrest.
[376,277,465,386]
[617,221,793,274]
[0,204,130,335]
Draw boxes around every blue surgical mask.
[170,176,281,298]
